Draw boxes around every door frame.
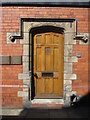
[17,18,77,107]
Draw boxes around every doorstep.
[32,104,64,108]
[31,99,64,108]
[31,99,64,104]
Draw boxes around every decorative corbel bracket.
[73,34,88,43]
[9,36,15,42]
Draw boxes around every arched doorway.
[30,26,64,99]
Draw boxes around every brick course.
[1,6,89,108]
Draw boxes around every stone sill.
[31,99,64,104]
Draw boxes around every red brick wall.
[73,45,88,96]
[1,6,89,108]
[1,65,23,108]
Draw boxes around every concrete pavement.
[2,93,89,119]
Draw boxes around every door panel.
[36,47,41,71]
[45,47,51,71]
[34,32,64,98]
[45,34,52,44]
[37,78,45,94]
[45,78,53,94]
[53,34,60,44]
[54,78,59,93]
[53,47,59,71]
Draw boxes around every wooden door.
[34,32,64,98]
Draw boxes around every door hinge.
[29,71,32,76]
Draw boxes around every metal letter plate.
[42,72,53,77]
